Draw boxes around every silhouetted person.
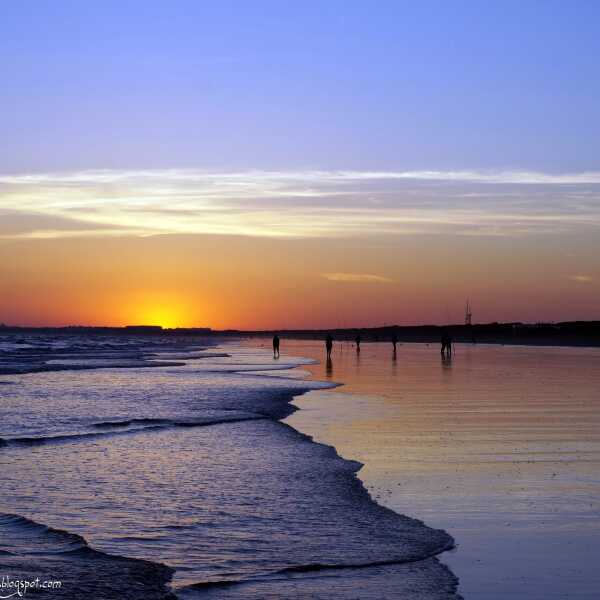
[272,334,280,359]
[355,334,361,353]
[441,331,452,358]
[325,334,333,359]
[391,332,398,354]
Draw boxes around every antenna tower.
[465,299,472,326]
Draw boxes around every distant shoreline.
[1,321,600,348]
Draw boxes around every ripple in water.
[0,334,459,598]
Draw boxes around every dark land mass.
[1,321,600,347]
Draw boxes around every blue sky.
[2,0,599,173]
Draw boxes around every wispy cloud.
[569,274,594,283]
[1,168,599,239]
[322,273,394,283]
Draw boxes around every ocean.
[0,333,459,599]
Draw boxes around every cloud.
[569,274,594,283]
[322,273,394,283]
[331,170,600,185]
[0,209,136,238]
[1,168,599,239]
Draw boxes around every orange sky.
[1,231,598,329]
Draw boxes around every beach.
[4,3,599,598]
[2,331,598,598]
[278,339,600,599]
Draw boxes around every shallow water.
[0,333,458,598]
[281,339,600,599]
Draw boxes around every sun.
[123,292,196,329]
[139,306,184,329]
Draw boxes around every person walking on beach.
[441,331,452,358]
[272,334,280,358]
[355,334,361,353]
[325,334,333,360]
[391,332,398,354]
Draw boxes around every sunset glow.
[123,294,198,329]
[1,170,599,329]
[1,2,599,329]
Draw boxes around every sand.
[274,339,600,599]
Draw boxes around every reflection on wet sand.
[283,340,600,600]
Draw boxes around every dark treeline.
[0,325,212,336]
[226,321,600,347]
[1,322,600,347]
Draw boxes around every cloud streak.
[322,273,394,283]
[1,168,599,239]
[569,274,594,283]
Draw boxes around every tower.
[465,299,472,326]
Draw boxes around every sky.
[1,1,599,328]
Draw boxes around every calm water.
[281,339,600,599]
[0,333,458,599]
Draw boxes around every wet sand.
[268,340,600,599]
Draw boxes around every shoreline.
[280,339,600,599]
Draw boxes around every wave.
[0,415,266,448]
[178,558,461,599]
[0,333,216,375]
[185,551,458,590]
[0,513,88,554]
[266,553,457,575]
[91,415,265,430]
[0,512,176,599]
[152,352,230,360]
[92,417,172,429]
[0,360,186,375]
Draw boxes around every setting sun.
[122,292,198,329]
[137,306,184,329]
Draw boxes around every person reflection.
[326,356,333,377]
[325,334,333,360]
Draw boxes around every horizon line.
[1,320,598,332]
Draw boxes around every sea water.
[0,333,459,599]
